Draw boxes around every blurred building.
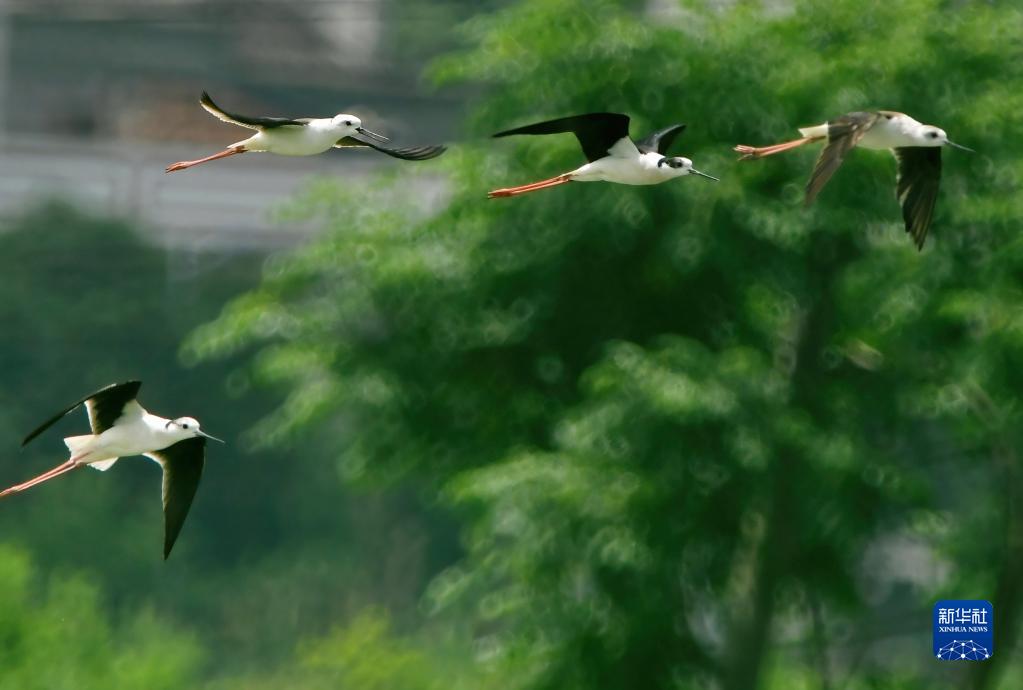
[0,0,465,250]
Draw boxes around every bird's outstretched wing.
[334,135,446,161]
[147,437,206,560]
[22,381,143,446]
[634,124,687,155]
[493,113,632,163]
[805,111,881,205]
[894,146,941,250]
[200,91,310,130]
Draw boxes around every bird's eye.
[928,131,940,138]
[182,423,190,429]
[344,120,352,126]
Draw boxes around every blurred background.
[0,0,1021,688]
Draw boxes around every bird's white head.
[657,156,720,181]
[331,113,362,133]
[914,125,974,152]
[164,417,224,443]
[331,114,389,143]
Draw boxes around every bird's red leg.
[734,137,822,160]
[0,459,82,499]
[165,146,247,173]
[488,173,572,199]
[488,175,566,198]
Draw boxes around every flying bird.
[165,92,446,172]
[487,112,718,198]
[0,381,222,559]
[734,111,973,249]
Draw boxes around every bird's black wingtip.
[21,424,53,447]
[382,143,449,161]
[420,145,447,160]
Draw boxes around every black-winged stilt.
[734,111,973,249]
[0,381,222,559]
[487,112,718,198]
[165,92,446,172]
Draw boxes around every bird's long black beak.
[357,127,389,142]
[197,430,225,443]
[946,140,975,153]
[690,168,720,181]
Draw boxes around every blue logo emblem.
[933,600,993,661]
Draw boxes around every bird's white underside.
[69,401,189,468]
[232,119,351,156]
[798,113,936,150]
[568,137,680,185]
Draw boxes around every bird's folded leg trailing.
[488,173,572,198]
[165,146,247,173]
[734,138,815,160]
[0,459,82,499]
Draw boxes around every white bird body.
[165,93,446,172]
[62,402,197,469]
[797,112,948,150]
[570,148,685,185]
[489,113,717,198]
[232,118,359,156]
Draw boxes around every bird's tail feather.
[63,435,118,470]
[63,435,94,455]
[798,124,829,139]
[89,459,119,472]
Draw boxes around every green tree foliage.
[0,545,202,689]
[187,0,1023,687]
[209,609,488,690]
